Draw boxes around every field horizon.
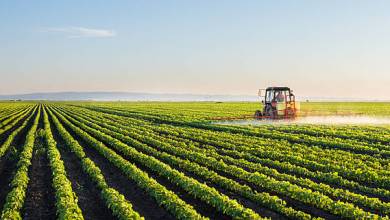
[1,91,390,102]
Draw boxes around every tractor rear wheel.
[254,110,262,119]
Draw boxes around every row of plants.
[147,120,388,174]
[172,118,390,167]
[49,106,267,220]
[56,107,315,220]
[45,106,144,220]
[198,123,389,171]
[160,122,390,189]
[48,107,208,220]
[156,127,390,200]
[59,106,389,219]
[85,102,257,120]
[245,125,390,156]
[264,124,390,148]
[62,107,390,212]
[0,106,40,219]
[79,104,390,194]
[0,107,34,137]
[42,107,84,220]
[0,106,38,158]
[75,104,389,175]
[69,107,390,216]
[158,133,390,214]
[0,105,29,123]
[66,105,390,200]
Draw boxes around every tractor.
[254,87,298,119]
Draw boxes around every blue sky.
[1,1,390,99]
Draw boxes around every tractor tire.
[254,110,262,119]
[265,106,274,119]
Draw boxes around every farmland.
[0,102,389,220]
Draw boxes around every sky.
[1,0,390,100]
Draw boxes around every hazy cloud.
[42,26,116,38]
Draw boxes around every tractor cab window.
[275,91,286,102]
[285,90,291,102]
[265,90,274,103]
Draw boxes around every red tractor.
[254,87,298,119]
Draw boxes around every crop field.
[0,102,390,220]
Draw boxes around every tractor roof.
[266,87,290,91]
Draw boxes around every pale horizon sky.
[1,1,390,100]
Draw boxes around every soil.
[0,110,34,212]
[58,113,175,220]
[0,154,18,210]
[155,152,287,220]
[76,132,231,219]
[162,132,340,219]
[23,110,56,220]
[204,161,340,220]
[0,109,32,147]
[57,109,231,219]
[62,106,337,219]
[52,107,389,219]
[163,132,390,202]
[49,118,114,220]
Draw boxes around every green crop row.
[50,106,267,220]
[68,107,390,217]
[264,125,390,149]
[174,122,390,189]
[0,106,40,220]
[57,106,387,220]
[0,106,29,124]
[0,106,37,158]
[63,105,390,200]
[42,107,84,220]
[45,106,144,220]
[48,106,208,220]
[0,107,34,137]
[57,106,315,220]
[74,104,389,175]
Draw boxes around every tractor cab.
[255,87,298,119]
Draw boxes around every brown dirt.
[84,132,232,220]
[58,114,175,220]
[23,112,57,220]
[49,119,114,220]
[0,111,35,212]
